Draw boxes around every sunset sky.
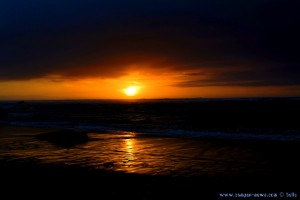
[1,0,299,100]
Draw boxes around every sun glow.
[123,86,139,96]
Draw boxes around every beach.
[2,0,300,198]
[1,125,299,199]
[1,99,300,199]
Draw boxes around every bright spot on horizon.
[123,86,139,96]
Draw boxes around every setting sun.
[124,86,139,96]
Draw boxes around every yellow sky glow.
[0,70,299,100]
[124,86,139,96]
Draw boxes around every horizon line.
[1,96,300,102]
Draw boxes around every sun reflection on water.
[125,139,134,155]
[123,138,135,170]
[0,128,271,177]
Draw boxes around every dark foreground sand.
[1,139,300,200]
[0,161,298,200]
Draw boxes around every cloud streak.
[0,0,299,88]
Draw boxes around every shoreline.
[2,134,300,200]
[1,125,300,199]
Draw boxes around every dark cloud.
[175,64,300,87]
[0,0,299,87]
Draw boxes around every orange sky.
[1,69,299,100]
[1,1,300,100]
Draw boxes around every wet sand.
[1,126,300,199]
[1,152,299,200]
[1,157,299,199]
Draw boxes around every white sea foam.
[1,120,299,141]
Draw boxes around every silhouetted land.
[36,129,90,148]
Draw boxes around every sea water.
[0,98,299,177]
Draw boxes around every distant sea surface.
[1,98,300,140]
[1,98,300,177]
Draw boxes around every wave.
[1,120,299,142]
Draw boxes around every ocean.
[1,98,300,178]
[1,98,300,140]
